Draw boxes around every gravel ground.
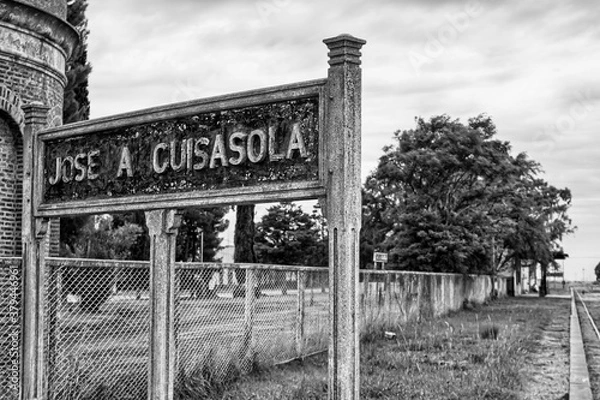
[521,297,570,400]
[577,290,600,399]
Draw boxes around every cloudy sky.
[86,0,599,280]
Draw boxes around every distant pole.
[200,229,204,263]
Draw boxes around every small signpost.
[373,251,388,270]
[21,34,366,400]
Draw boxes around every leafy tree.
[361,188,391,269]
[110,209,229,298]
[63,0,91,124]
[68,216,143,260]
[62,216,143,312]
[176,208,229,298]
[498,181,573,296]
[255,203,327,266]
[60,0,92,256]
[176,208,229,262]
[233,205,257,296]
[595,261,600,282]
[111,212,149,260]
[363,114,574,280]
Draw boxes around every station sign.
[35,80,326,216]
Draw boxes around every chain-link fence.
[46,259,150,400]
[175,264,329,392]
[42,259,329,399]
[6,258,493,399]
[0,257,21,400]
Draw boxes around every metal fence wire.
[42,259,329,400]
[0,257,492,400]
[46,259,150,400]
[0,257,21,400]
[174,264,329,393]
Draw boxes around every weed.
[175,348,246,400]
[479,325,500,340]
[288,377,327,400]
[215,297,565,399]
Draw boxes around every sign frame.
[34,79,327,217]
[23,34,366,400]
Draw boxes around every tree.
[63,0,91,124]
[176,208,229,262]
[595,261,600,282]
[176,208,229,298]
[255,202,327,266]
[233,205,257,296]
[361,187,392,269]
[498,181,573,296]
[111,209,229,298]
[364,114,574,279]
[62,216,143,312]
[60,0,93,256]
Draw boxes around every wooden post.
[243,267,256,371]
[46,262,63,397]
[385,273,391,327]
[323,34,365,400]
[296,271,306,358]
[145,209,181,400]
[20,103,50,400]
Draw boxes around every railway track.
[574,288,600,398]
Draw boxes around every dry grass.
[205,296,569,400]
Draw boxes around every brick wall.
[0,3,73,398]
[0,13,70,257]
[0,117,23,257]
[13,0,67,20]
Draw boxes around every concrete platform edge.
[570,288,594,400]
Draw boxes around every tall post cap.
[323,34,366,66]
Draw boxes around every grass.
[200,296,568,400]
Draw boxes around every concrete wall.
[359,271,497,329]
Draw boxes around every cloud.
[85,0,600,265]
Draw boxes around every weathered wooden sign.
[26,34,365,400]
[35,81,325,216]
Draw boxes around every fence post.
[46,262,63,397]
[145,209,181,400]
[243,267,256,371]
[20,103,50,400]
[385,273,391,327]
[323,34,365,400]
[362,272,369,317]
[296,271,306,358]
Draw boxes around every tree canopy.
[362,114,574,275]
[63,0,92,124]
[60,0,93,256]
[255,203,327,267]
